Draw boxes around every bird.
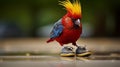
[46,0,92,57]
[47,0,82,47]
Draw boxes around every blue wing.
[50,19,63,38]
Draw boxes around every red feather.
[47,13,82,46]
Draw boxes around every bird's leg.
[72,42,87,48]
[72,42,79,47]
[59,43,64,46]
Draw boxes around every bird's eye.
[71,18,77,22]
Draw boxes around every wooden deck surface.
[0,38,120,67]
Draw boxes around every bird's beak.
[75,19,80,26]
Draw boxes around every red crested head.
[59,0,81,19]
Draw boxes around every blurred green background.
[0,0,120,38]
